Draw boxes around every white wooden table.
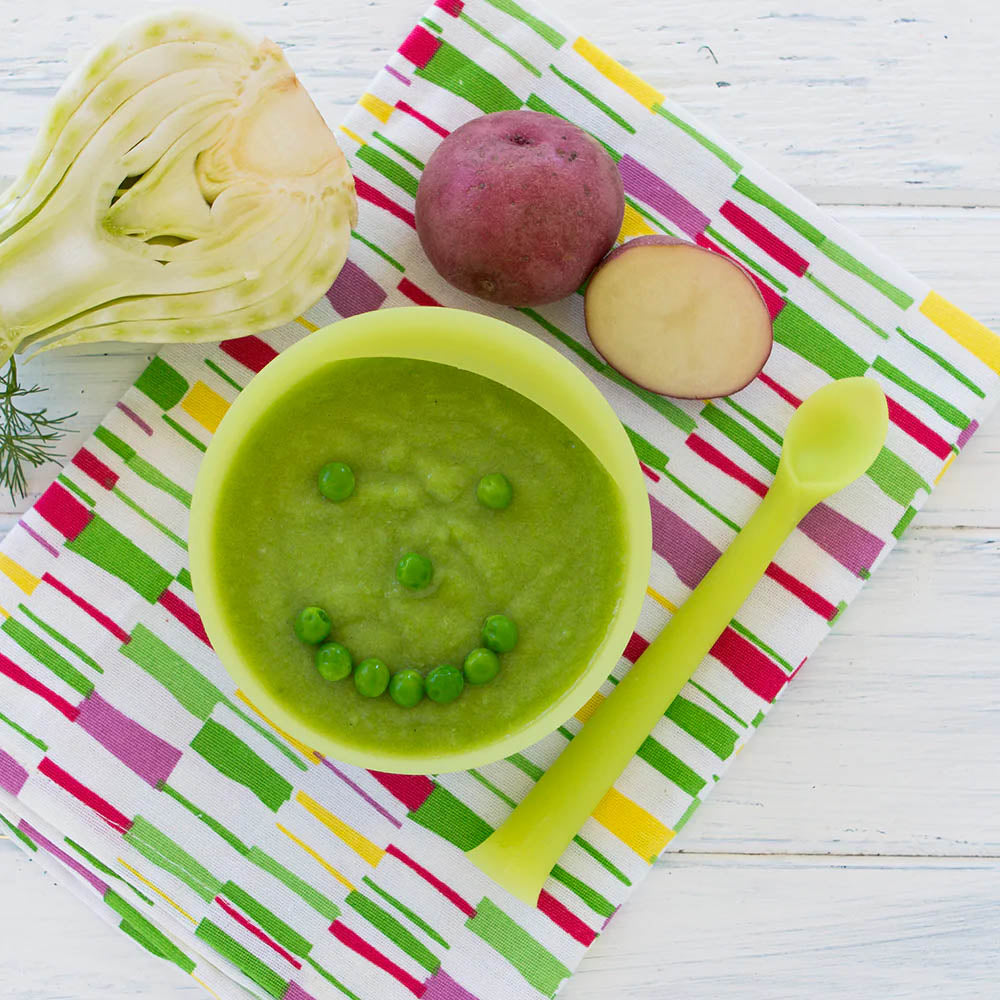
[2,1,998,997]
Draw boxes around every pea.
[482,613,518,653]
[396,552,433,590]
[463,647,500,685]
[354,657,389,698]
[294,606,332,644]
[476,473,512,510]
[425,664,464,704]
[318,461,355,502]
[315,642,352,682]
[389,668,424,708]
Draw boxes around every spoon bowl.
[779,377,889,497]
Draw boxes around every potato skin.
[594,233,688,262]
[415,110,625,307]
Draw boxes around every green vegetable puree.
[213,357,626,757]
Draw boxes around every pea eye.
[318,461,355,501]
[476,473,512,509]
[294,606,331,644]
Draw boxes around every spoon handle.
[467,475,812,904]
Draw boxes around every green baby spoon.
[467,377,889,904]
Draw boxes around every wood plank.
[567,854,1000,999]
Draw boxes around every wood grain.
[0,0,997,997]
[572,855,1000,998]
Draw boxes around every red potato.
[415,110,624,307]
[584,235,774,399]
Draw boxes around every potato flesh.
[585,243,773,399]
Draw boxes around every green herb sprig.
[1,359,75,504]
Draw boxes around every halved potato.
[584,235,773,399]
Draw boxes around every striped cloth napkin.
[1,1,997,997]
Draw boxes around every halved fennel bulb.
[0,11,357,365]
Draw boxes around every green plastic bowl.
[190,307,652,774]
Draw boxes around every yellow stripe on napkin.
[618,202,657,243]
[593,786,674,860]
[296,790,385,867]
[920,291,1000,375]
[234,690,321,763]
[934,452,957,485]
[277,822,355,890]
[339,125,366,147]
[180,382,229,435]
[360,92,394,124]
[118,858,197,923]
[190,974,224,1000]
[0,553,40,595]
[646,585,678,614]
[572,37,664,109]
[574,690,605,724]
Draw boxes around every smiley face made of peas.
[292,463,518,710]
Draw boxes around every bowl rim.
[189,306,652,774]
